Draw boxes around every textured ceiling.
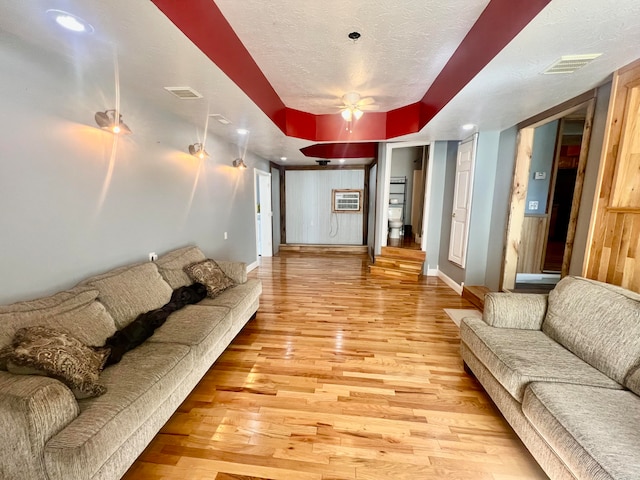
[1,1,639,165]
[214,0,490,114]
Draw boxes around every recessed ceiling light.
[280,157,287,161]
[462,123,476,131]
[339,159,346,164]
[47,9,94,33]
[236,128,249,135]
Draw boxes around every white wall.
[285,169,364,244]
[0,32,268,304]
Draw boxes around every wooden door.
[587,59,640,291]
[448,134,477,268]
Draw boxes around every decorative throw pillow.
[183,259,236,298]
[4,326,110,399]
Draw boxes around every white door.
[257,171,273,257]
[448,134,477,268]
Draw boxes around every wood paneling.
[516,215,548,273]
[123,253,546,480]
[587,59,640,292]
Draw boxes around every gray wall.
[570,81,612,275]
[0,35,268,304]
[270,165,281,254]
[484,127,518,290]
[438,141,466,284]
[525,120,558,214]
[465,132,500,286]
[425,144,444,274]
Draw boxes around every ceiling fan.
[338,92,379,121]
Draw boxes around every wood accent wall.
[517,215,548,273]
[587,59,640,291]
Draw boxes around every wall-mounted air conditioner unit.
[332,189,362,213]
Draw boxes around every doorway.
[502,97,596,291]
[254,169,273,259]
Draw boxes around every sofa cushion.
[148,305,232,357]
[198,279,261,315]
[523,382,640,480]
[155,246,206,289]
[43,341,191,480]
[184,259,236,298]
[543,276,640,384]
[83,262,173,329]
[0,287,116,350]
[3,326,110,399]
[461,317,622,402]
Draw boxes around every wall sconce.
[95,110,132,134]
[188,143,209,159]
[233,158,247,170]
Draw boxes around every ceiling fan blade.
[360,104,380,111]
[359,96,376,106]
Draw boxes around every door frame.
[253,168,273,259]
[501,96,596,290]
[378,141,432,253]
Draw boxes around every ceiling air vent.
[163,86,203,99]
[209,114,232,125]
[543,54,602,75]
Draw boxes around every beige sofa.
[461,276,640,479]
[0,245,261,480]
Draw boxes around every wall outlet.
[528,201,539,210]
[224,232,228,240]
[148,252,158,262]
[534,171,547,180]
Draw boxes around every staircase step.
[381,246,426,262]
[462,285,492,311]
[374,256,423,272]
[369,264,421,281]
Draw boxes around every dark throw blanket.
[104,282,207,365]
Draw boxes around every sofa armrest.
[216,260,247,284]
[0,371,79,480]
[483,292,548,330]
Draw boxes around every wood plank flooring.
[123,253,547,480]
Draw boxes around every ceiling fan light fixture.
[188,143,209,159]
[341,108,352,121]
[353,108,364,120]
[94,110,131,134]
[233,158,247,170]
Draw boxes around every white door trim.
[253,168,273,260]
[448,133,478,268]
[378,141,432,254]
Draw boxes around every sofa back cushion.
[0,287,116,349]
[82,262,172,329]
[155,246,206,289]
[542,276,640,384]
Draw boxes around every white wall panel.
[286,170,364,244]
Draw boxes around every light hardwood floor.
[123,252,547,480]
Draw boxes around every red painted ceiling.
[150,0,551,156]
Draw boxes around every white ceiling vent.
[163,86,203,99]
[543,54,602,75]
[209,114,232,125]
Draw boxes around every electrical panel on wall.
[332,189,362,213]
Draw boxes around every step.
[369,264,421,282]
[380,246,426,262]
[374,256,423,273]
[279,244,368,254]
[462,285,492,311]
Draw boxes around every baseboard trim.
[437,270,463,295]
[426,268,438,277]
[247,261,259,273]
